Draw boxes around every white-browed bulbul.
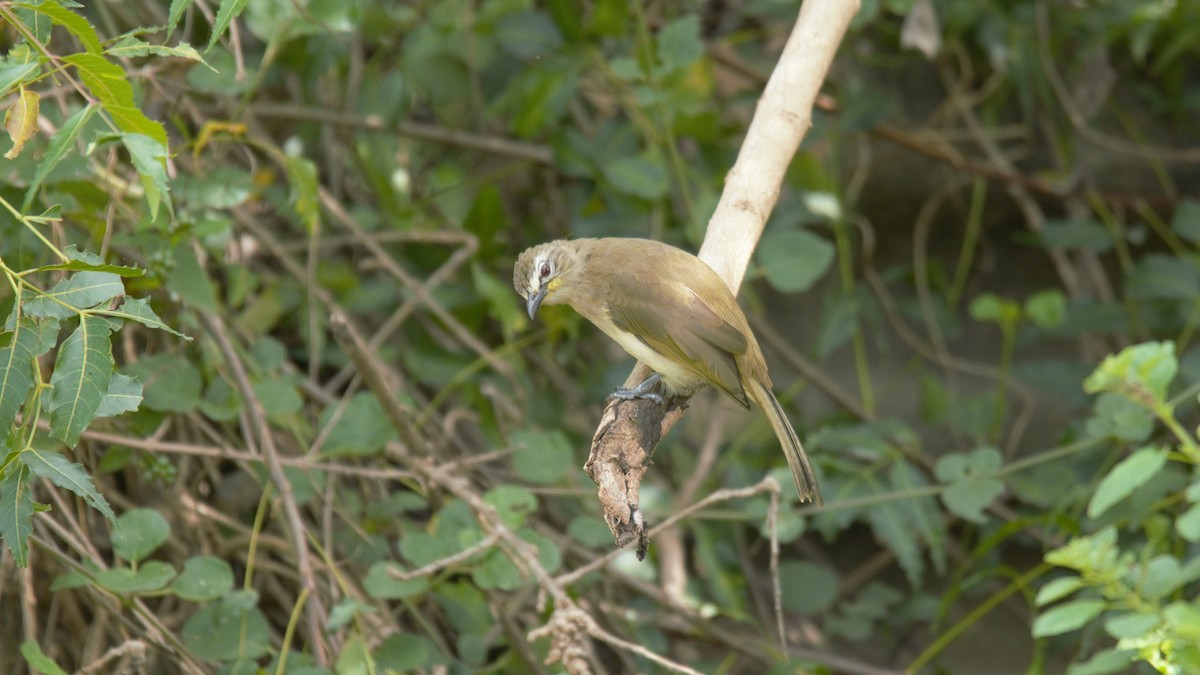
[514,237,822,506]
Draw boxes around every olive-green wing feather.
[606,278,752,407]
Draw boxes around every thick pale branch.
[585,0,860,553]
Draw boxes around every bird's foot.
[609,373,664,404]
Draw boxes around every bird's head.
[513,240,581,319]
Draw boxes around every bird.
[513,237,822,506]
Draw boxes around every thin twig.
[199,311,329,665]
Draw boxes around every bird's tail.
[749,380,822,507]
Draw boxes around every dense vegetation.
[2,0,1200,673]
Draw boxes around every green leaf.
[1025,289,1066,329]
[61,53,167,146]
[1085,393,1154,443]
[1065,648,1137,675]
[1084,341,1177,405]
[182,597,272,660]
[509,429,574,484]
[171,555,234,601]
[23,271,124,319]
[815,291,861,357]
[494,10,563,59]
[15,1,102,53]
[758,228,835,294]
[1032,599,1106,637]
[375,633,432,671]
[122,133,171,220]
[49,316,115,446]
[103,296,189,338]
[472,262,523,341]
[334,633,374,675]
[208,0,252,50]
[1177,503,1200,542]
[1103,611,1160,640]
[93,372,143,418]
[107,37,211,69]
[567,515,613,548]
[1087,446,1170,518]
[935,448,1005,523]
[484,485,538,528]
[601,154,669,200]
[779,561,840,614]
[36,259,142,279]
[252,377,303,417]
[111,508,171,563]
[284,155,319,231]
[1035,576,1085,606]
[327,598,375,631]
[866,461,945,585]
[167,0,195,37]
[19,640,69,675]
[1037,218,1113,252]
[363,561,429,600]
[472,549,524,590]
[0,464,34,568]
[1171,199,1200,244]
[1126,254,1200,301]
[473,529,560,591]
[0,319,42,431]
[0,63,39,97]
[657,15,702,72]
[125,353,203,413]
[22,448,115,522]
[318,392,398,458]
[167,244,219,312]
[23,104,96,209]
[1045,527,1121,574]
[94,560,176,593]
[969,293,1021,325]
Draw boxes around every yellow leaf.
[4,87,40,159]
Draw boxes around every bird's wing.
[606,278,752,407]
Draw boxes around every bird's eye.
[538,262,552,279]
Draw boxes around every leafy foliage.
[2,0,1200,673]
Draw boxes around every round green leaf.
[601,155,668,200]
[111,508,171,563]
[95,560,176,593]
[779,561,839,614]
[1171,198,1200,243]
[375,633,433,671]
[656,16,702,71]
[485,485,538,528]
[171,555,234,601]
[318,392,398,458]
[182,601,271,660]
[363,561,429,600]
[510,430,574,484]
[567,515,614,548]
[1176,503,1200,542]
[1025,289,1066,329]
[494,10,563,60]
[757,228,834,293]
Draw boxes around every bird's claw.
[608,373,665,404]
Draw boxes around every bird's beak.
[526,285,548,319]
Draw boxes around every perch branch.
[584,0,860,555]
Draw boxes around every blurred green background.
[3,0,1200,673]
